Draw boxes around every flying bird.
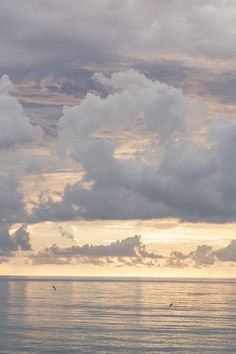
[52,285,56,291]
[169,303,173,308]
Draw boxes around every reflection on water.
[0,278,236,353]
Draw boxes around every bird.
[169,303,173,308]
[52,285,56,291]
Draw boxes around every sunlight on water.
[0,278,236,353]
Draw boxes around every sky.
[0,0,236,277]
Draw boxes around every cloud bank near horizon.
[30,235,236,269]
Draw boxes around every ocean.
[0,277,235,353]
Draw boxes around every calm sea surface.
[0,277,236,353]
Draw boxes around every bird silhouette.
[169,303,173,308]
[52,285,56,291]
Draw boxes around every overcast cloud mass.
[0,1,236,272]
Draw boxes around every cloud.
[0,175,26,224]
[167,251,189,268]
[32,235,163,266]
[14,224,32,251]
[30,235,236,268]
[0,75,40,149]
[28,70,236,223]
[0,174,31,259]
[1,0,236,74]
[214,240,236,262]
[167,239,236,267]
[189,244,216,266]
[31,71,212,222]
[58,226,76,242]
[1,1,235,122]
[0,223,32,257]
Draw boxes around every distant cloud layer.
[32,235,163,266]
[168,239,236,268]
[31,235,236,268]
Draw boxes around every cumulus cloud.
[29,70,236,223]
[92,69,204,138]
[32,235,163,266]
[0,75,40,149]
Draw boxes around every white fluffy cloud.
[30,70,236,223]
